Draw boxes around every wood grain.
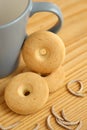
[0,0,87,130]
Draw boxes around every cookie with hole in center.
[22,31,65,74]
[4,72,49,115]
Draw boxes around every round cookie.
[22,31,65,74]
[4,72,49,115]
[43,67,65,93]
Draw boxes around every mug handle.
[30,2,63,33]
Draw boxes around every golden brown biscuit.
[4,72,49,115]
[43,67,65,93]
[22,31,65,74]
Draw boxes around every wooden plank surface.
[0,0,87,129]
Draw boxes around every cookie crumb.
[51,106,63,121]
[56,118,72,130]
[61,109,79,125]
[0,121,19,130]
[47,115,54,130]
[67,79,84,97]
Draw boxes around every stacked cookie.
[22,31,65,93]
[4,31,65,115]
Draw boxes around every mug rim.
[0,0,32,29]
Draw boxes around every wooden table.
[0,0,87,129]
